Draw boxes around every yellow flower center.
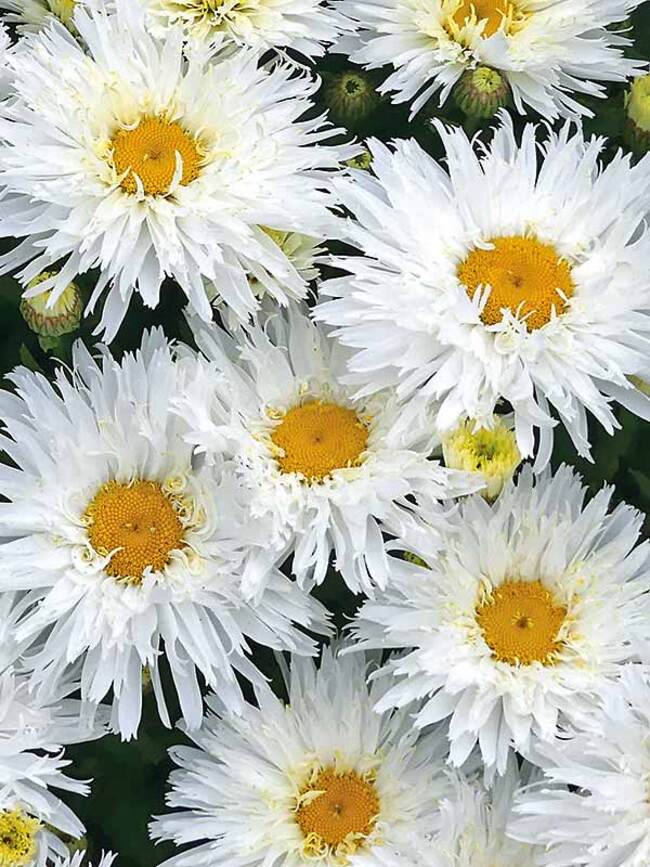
[85,480,185,583]
[476,580,567,665]
[270,401,369,481]
[296,768,380,859]
[0,810,40,867]
[458,235,575,330]
[111,117,201,197]
[450,0,527,37]
[47,0,76,25]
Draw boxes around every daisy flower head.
[0,662,108,867]
[150,648,450,867]
[176,305,479,596]
[510,665,650,866]
[442,414,521,501]
[316,117,650,465]
[0,0,353,342]
[351,465,650,775]
[0,329,327,740]
[140,0,353,59]
[428,759,543,866]
[342,0,647,119]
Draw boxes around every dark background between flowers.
[1,8,650,864]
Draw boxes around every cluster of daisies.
[0,0,647,866]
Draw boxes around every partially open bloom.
[316,118,650,465]
[510,665,650,866]
[351,466,650,775]
[0,0,78,33]
[0,0,351,340]
[341,0,646,118]
[0,330,327,739]
[141,0,351,58]
[176,306,478,595]
[442,415,521,500]
[151,649,450,867]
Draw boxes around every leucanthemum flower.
[510,665,650,866]
[427,760,543,866]
[0,0,78,33]
[351,466,650,775]
[0,0,353,342]
[442,415,521,501]
[176,306,479,595]
[316,117,650,464]
[0,329,327,739]
[0,662,107,867]
[150,649,450,867]
[341,0,646,118]
[141,0,352,59]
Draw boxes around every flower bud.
[454,66,509,119]
[443,416,521,501]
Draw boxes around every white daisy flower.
[315,117,650,465]
[0,663,107,867]
[0,0,352,342]
[0,0,78,33]
[351,465,650,775]
[141,0,352,59]
[427,759,543,866]
[341,0,646,119]
[150,648,450,867]
[0,329,327,740]
[510,665,650,867]
[176,306,479,596]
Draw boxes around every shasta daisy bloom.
[141,0,352,59]
[0,329,327,740]
[442,415,521,501]
[176,306,478,595]
[0,663,107,867]
[316,118,650,464]
[341,0,646,119]
[510,665,650,866]
[150,649,450,867]
[0,1,352,343]
[428,760,543,866]
[351,465,650,775]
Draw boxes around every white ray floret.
[176,306,479,596]
[0,0,352,341]
[151,648,449,867]
[53,854,117,867]
[341,0,646,119]
[0,329,327,740]
[510,665,650,867]
[351,465,650,775]
[141,0,353,59]
[316,117,650,464]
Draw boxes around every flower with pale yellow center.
[442,416,521,500]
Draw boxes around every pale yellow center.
[85,480,184,583]
[111,117,201,197]
[450,0,527,36]
[476,580,567,665]
[47,0,76,24]
[0,810,40,867]
[296,769,379,853]
[458,235,575,330]
[271,401,369,481]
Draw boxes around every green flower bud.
[346,148,373,170]
[454,66,509,119]
[624,75,650,154]
[20,271,82,339]
[323,71,380,128]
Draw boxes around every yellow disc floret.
[0,809,40,867]
[270,401,369,482]
[476,579,567,665]
[448,0,528,37]
[458,235,575,330]
[85,480,185,583]
[111,117,201,197]
[47,0,76,25]
[296,768,380,862]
